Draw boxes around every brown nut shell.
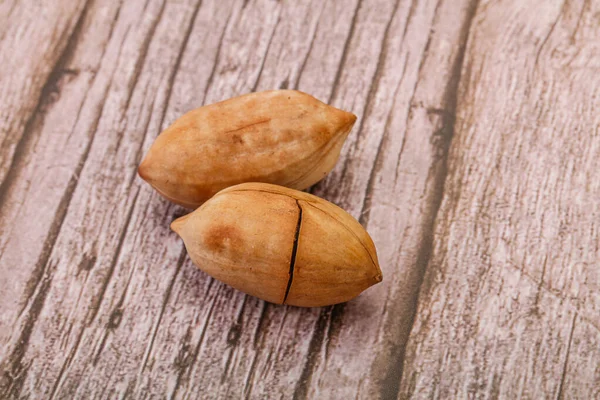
[139,90,356,208]
[171,183,382,307]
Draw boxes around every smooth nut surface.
[139,90,356,208]
[171,183,382,307]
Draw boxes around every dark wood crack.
[283,200,302,304]
[391,0,481,397]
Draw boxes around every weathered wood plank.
[0,0,87,187]
[4,0,596,399]
[0,0,203,396]
[0,0,123,360]
[297,0,479,398]
[400,0,600,398]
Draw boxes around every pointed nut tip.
[348,112,358,124]
[138,158,151,182]
[341,111,357,134]
[170,214,191,235]
[170,221,181,234]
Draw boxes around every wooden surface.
[0,0,597,399]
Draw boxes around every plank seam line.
[394,0,482,396]
[49,188,141,397]
[337,0,404,198]
[293,2,325,90]
[327,0,363,105]
[0,1,94,395]
[0,0,91,204]
[116,0,168,150]
[171,281,220,400]
[139,247,187,373]
[328,0,405,379]
[134,0,207,378]
[200,10,235,106]
[251,5,282,92]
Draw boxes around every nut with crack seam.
[171,183,382,307]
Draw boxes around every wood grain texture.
[0,0,88,187]
[400,0,600,398]
[1,0,598,399]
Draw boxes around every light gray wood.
[0,0,205,396]
[0,0,87,186]
[400,0,600,398]
[1,0,597,399]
